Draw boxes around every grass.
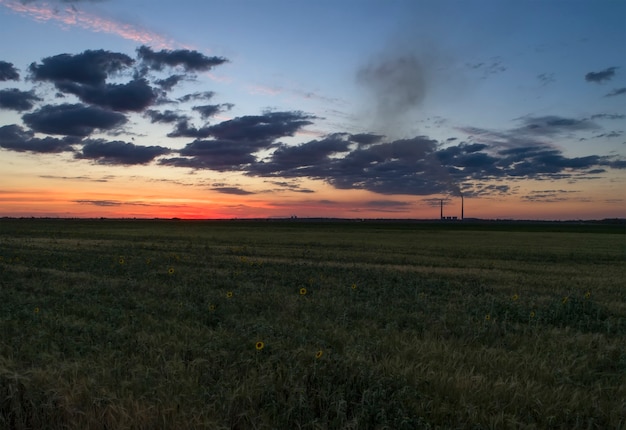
[0,218,624,429]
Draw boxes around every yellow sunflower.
[168,267,175,275]
[299,287,307,295]
[255,341,265,351]
[226,291,233,298]
[315,350,323,359]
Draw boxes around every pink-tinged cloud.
[0,0,175,48]
[247,84,282,96]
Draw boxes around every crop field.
[0,218,624,429]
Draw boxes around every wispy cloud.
[0,0,175,48]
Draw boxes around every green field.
[1,219,624,429]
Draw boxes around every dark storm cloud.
[0,124,78,153]
[145,109,187,124]
[585,67,618,83]
[605,87,626,97]
[0,89,41,111]
[193,103,234,119]
[0,61,20,81]
[22,103,126,136]
[137,46,228,72]
[211,186,255,195]
[78,139,170,164]
[29,50,133,86]
[57,78,156,112]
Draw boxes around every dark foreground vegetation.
[1,218,624,429]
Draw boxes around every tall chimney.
[461,195,464,220]
[440,199,443,220]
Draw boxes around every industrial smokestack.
[461,194,464,220]
[440,199,443,220]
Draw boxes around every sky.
[0,0,624,220]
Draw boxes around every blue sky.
[0,0,624,219]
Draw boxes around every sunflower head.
[118,257,125,265]
[351,283,357,290]
[299,287,307,295]
[512,293,519,301]
[255,341,265,351]
[168,267,175,275]
[529,311,536,318]
[315,350,323,359]
[485,314,491,321]
[208,304,216,312]
[226,291,233,298]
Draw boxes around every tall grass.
[1,219,624,429]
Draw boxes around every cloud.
[161,138,267,171]
[57,78,156,112]
[29,49,134,86]
[466,57,507,79]
[0,124,78,152]
[251,133,352,175]
[193,103,233,119]
[27,50,161,112]
[590,113,625,120]
[0,88,41,111]
[178,91,215,103]
[155,74,185,91]
[585,67,618,83]
[22,103,126,136]
[605,87,626,97]
[357,54,427,121]
[137,46,228,72]
[169,110,314,140]
[242,123,626,197]
[78,139,170,164]
[1,0,174,47]
[0,60,19,81]
[513,115,599,137]
[211,186,254,195]
[537,72,555,86]
[145,109,187,124]
[166,120,212,138]
[205,111,315,142]
[163,112,315,170]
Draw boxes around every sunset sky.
[1,0,624,220]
